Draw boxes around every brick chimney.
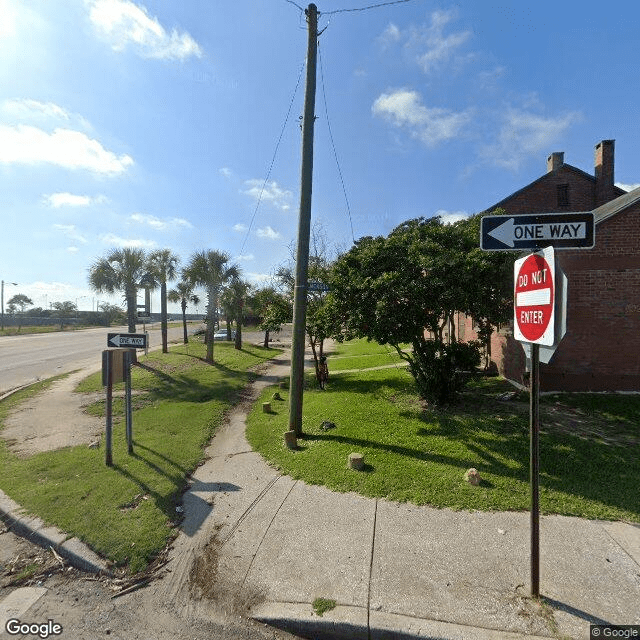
[595,140,615,206]
[547,152,564,173]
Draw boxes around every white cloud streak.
[372,89,471,147]
[0,124,133,174]
[409,9,472,74]
[480,108,581,170]
[616,182,640,192]
[100,233,156,248]
[88,0,202,61]
[242,179,293,211]
[53,223,88,244]
[45,192,106,207]
[256,226,281,240]
[434,209,470,224]
[130,212,192,230]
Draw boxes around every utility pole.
[289,3,318,438]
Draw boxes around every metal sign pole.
[105,350,113,467]
[530,342,540,597]
[125,350,133,455]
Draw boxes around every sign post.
[513,245,556,599]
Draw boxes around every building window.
[557,184,570,208]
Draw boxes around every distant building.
[458,140,640,391]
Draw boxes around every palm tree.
[223,277,251,350]
[168,280,200,344]
[183,250,240,363]
[88,247,148,333]
[148,249,180,353]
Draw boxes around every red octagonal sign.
[514,246,555,345]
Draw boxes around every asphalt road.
[0,322,200,395]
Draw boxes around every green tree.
[98,302,126,327]
[51,300,77,330]
[183,250,240,363]
[331,214,515,404]
[252,286,292,348]
[148,249,180,353]
[6,294,33,331]
[222,277,251,350]
[168,280,200,344]
[88,248,148,333]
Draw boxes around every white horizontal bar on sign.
[516,288,551,307]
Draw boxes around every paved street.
[0,323,199,395]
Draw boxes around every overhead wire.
[322,0,414,15]
[318,41,356,244]
[239,60,306,255]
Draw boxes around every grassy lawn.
[0,339,281,573]
[327,338,408,372]
[247,339,640,522]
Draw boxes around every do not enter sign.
[514,246,555,345]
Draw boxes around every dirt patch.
[1,370,105,457]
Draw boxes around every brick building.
[459,140,640,391]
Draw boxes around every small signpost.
[307,281,330,292]
[481,211,590,599]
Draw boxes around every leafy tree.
[6,294,33,331]
[277,225,340,385]
[168,280,200,344]
[148,249,180,353]
[331,215,515,404]
[222,277,251,350]
[183,250,240,363]
[252,286,292,348]
[88,248,148,333]
[7,293,32,314]
[51,300,77,330]
[98,303,126,327]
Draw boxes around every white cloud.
[256,226,281,240]
[88,0,202,61]
[219,167,232,178]
[53,223,88,244]
[0,124,133,174]
[372,89,471,147]
[379,22,401,48]
[246,272,272,284]
[242,179,293,211]
[434,209,470,224]
[0,0,18,38]
[100,233,156,248]
[480,108,581,170]
[233,223,248,232]
[45,192,106,207]
[3,98,70,122]
[130,212,193,230]
[234,254,254,262]
[616,182,640,192]
[67,246,80,254]
[410,10,472,74]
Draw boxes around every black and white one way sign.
[107,333,148,348]
[481,212,595,251]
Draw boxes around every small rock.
[320,421,336,431]
[465,468,481,486]
[348,452,364,471]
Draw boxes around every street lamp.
[1,280,18,331]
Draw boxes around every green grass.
[0,339,281,573]
[247,340,640,522]
[326,338,409,372]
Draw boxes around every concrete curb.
[0,489,111,575]
[251,602,553,640]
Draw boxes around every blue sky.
[1,0,638,315]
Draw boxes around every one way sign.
[481,212,594,251]
[108,333,148,348]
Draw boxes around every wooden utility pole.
[289,4,318,438]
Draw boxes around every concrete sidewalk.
[176,351,640,640]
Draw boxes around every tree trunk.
[181,299,188,344]
[234,316,242,350]
[206,286,215,362]
[263,328,270,349]
[126,287,136,333]
[161,282,168,353]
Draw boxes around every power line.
[323,0,414,15]
[318,42,355,244]
[240,60,305,255]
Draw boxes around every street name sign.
[307,281,330,292]
[107,333,148,348]
[481,212,594,251]
[514,246,555,346]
